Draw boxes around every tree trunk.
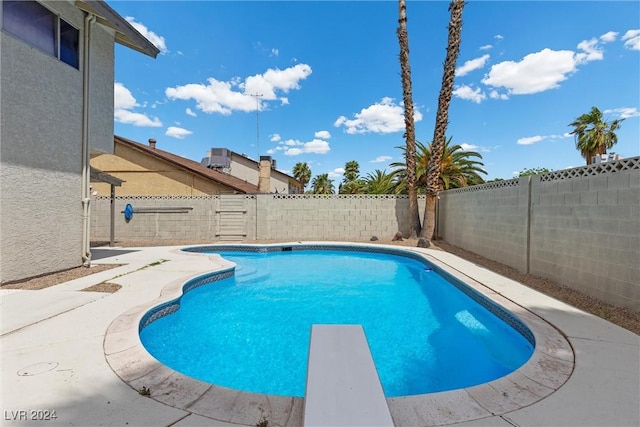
[421,0,464,239]
[424,194,437,240]
[397,0,421,237]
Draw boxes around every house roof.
[75,1,160,58]
[114,135,261,194]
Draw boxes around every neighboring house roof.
[75,1,160,58]
[114,135,261,194]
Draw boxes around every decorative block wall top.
[270,194,413,200]
[540,156,640,182]
[444,179,520,194]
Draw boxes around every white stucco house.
[0,0,159,283]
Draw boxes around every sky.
[111,1,640,184]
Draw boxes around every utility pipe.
[81,13,96,266]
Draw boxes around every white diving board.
[303,325,395,427]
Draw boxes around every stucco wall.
[1,13,84,282]
[91,147,232,195]
[0,2,118,283]
[231,154,292,193]
[89,23,116,154]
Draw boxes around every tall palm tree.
[569,106,624,165]
[397,0,421,237]
[363,169,397,194]
[339,160,365,194]
[391,137,486,193]
[311,173,335,194]
[292,162,311,194]
[423,0,465,240]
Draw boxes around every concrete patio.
[1,244,638,426]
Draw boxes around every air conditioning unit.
[201,148,231,169]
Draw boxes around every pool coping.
[103,242,574,426]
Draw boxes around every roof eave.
[75,0,160,58]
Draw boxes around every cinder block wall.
[437,157,640,311]
[529,168,639,309]
[91,196,221,242]
[91,195,425,243]
[436,179,530,272]
[91,158,639,310]
[256,194,422,240]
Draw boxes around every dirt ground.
[3,238,638,335]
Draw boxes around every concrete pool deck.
[1,243,638,426]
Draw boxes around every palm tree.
[569,107,624,165]
[391,137,486,193]
[311,173,335,194]
[397,0,421,237]
[339,160,365,194]
[292,162,311,194]
[363,169,397,194]
[423,0,465,240]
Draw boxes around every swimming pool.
[139,244,534,398]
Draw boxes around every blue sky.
[112,1,639,183]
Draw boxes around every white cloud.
[453,85,486,103]
[371,155,392,163]
[600,31,618,43]
[125,17,168,54]
[165,126,193,139]
[280,98,289,105]
[482,48,577,95]
[460,143,479,151]
[242,64,313,100]
[271,48,279,56]
[314,130,331,139]
[328,168,344,179]
[334,97,422,134]
[517,135,544,145]
[114,82,162,127]
[494,34,504,40]
[575,38,604,64]
[271,137,331,156]
[186,108,196,117]
[604,107,640,119]
[270,133,282,142]
[517,133,571,145]
[479,44,493,51]
[456,54,490,77]
[165,64,312,115]
[489,90,509,100]
[622,29,640,50]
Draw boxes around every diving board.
[303,324,395,427]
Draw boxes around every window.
[2,1,79,69]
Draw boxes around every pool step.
[304,324,395,427]
[233,265,270,283]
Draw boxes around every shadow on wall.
[394,196,425,238]
[90,248,140,261]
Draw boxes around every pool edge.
[104,242,574,426]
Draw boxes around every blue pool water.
[140,248,534,397]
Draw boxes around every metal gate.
[215,195,247,240]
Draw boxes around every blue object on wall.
[124,203,134,222]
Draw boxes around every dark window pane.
[60,20,79,68]
[2,1,55,56]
